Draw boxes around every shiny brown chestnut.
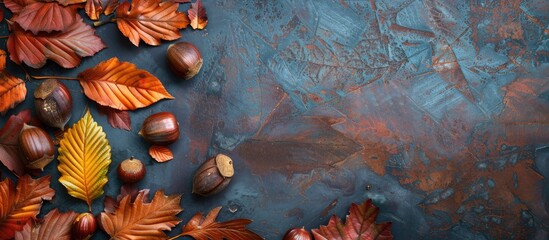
[72,212,97,240]
[167,42,203,80]
[117,157,146,184]
[34,79,72,130]
[192,154,234,196]
[18,124,54,170]
[139,112,179,145]
[283,227,312,240]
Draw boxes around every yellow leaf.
[58,110,111,210]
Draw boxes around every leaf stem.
[0,36,9,39]
[167,233,185,240]
[93,17,116,27]
[29,75,79,80]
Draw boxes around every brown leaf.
[0,175,55,239]
[149,145,173,162]
[15,2,78,34]
[97,105,131,130]
[7,17,106,68]
[77,57,174,110]
[311,199,393,240]
[100,190,182,239]
[0,114,26,176]
[188,0,207,30]
[47,0,86,6]
[0,68,27,115]
[4,0,36,14]
[14,209,77,240]
[116,0,189,46]
[103,0,119,15]
[85,0,118,20]
[0,49,6,70]
[179,206,263,240]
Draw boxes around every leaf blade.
[15,2,78,34]
[188,0,207,29]
[149,145,173,162]
[181,207,263,240]
[14,209,78,240]
[0,70,26,116]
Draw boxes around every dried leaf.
[180,206,263,240]
[77,57,174,110]
[97,105,131,131]
[0,175,55,239]
[4,0,36,14]
[100,190,182,239]
[58,110,111,210]
[0,65,26,115]
[14,209,78,240]
[0,114,27,176]
[48,0,86,6]
[103,0,119,15]
[188,0,207,30]
[149,145,173,162]
[311,199,393,240]
[0,49,6,70]
[116,0,189,46]
[15,2,78,34]
[7,18,106,68]
[85,0,103,20]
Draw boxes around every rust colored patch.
[320,198,338,217]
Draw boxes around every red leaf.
[179,206,263,240]
[97,105,131,131]
[188,0,207,29]
[4,0,35,14]
[14,209,77,240]
[0,114,26,176]
[15,2,78,34]
[84,0,118,20]
[311,199,393,240]
[149,145,173,162]
[49,0,86,6]
[7,17,106,68]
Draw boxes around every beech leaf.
[0,67,26,116]
[0,175,55,239]
[7,17,106,68]
[4,0,37,14]
[116,0,189,46]
[15,2,78,34]
[77,57,174,110]
[14,209,78,240]
[100,190,182,239]
[311,199,393,240]
[84,0,118,20]
[97,105,131,131]
[188,0,207,30]
[58,110,112,210]
[48,0,87,6]
[0,114,28,176]
[149,145,173,162]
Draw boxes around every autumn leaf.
[0,175,55,239]
[174,206,263,240]
[77,57,174,110]
[100,190,182,239]
[85,0,119,20]
[188,0,207,30]
[149,145,173,162]
[311,199,393,240]
[4,0,36,14]
[48,0,87,6]
[97,104,131,131]
[15,2,78,34]
[0,113,29,176]
[0,57,26,115]
[7,17,106,68]
[116,0,189,46]
[58,110,111,210]
[14,209,77,240]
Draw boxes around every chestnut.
[192,154,234,196]
[283,227,312,240]
[18,124,54,170]
[117,157,146,184]
[139,112,179,145]
[72,212,97,240]
[34,79,72,130]
[166,42,203,80]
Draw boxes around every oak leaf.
[116,0,189,46]
[0,113,30,176]
[77,57,174,110]
[149,145,173,162]
[100,190,182,239]
[58,110,111,210]
[14,209,77,240]
[15,2,78,34]
[0,175,55,239]
[97,104,131,131]
[177,206,263,240]
[188,0,207,30]
[311,199,393,240]
[0,50,26,115]
[7,18,106,68]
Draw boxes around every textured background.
[1,0,549,239]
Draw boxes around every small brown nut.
[117,157,146,184]
[283,227,312,240]
[192,154,234,196]
[72,212,97,240]
[18,124,55,170]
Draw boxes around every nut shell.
[167,42,203,80]
[117,157,146,184]
[72,212,97,240]
[139,112,180,145]
[192,154,234,196]
[283,228,312,240]
[18,125,55,170]
[34,79,72,130]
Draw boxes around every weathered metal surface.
[1,0,549,239]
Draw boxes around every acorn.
[117,157,146,184]
[34,79,72,130]
[18,124,54,170]
[166,42,203,80]
[72,212,97,240]
[139,112,180,145]
[192,154,234,196]
[283,227,312,240]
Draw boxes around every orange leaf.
[100,190,182,239]
[311,199,393,240]
[179,206,263,240]
[149,145,173,162]
[116,0,189,46]
[77,57,174,110]
[7,18,106,68]
[15,2,78,34]
[4,0,36,14]
[49,0,86,6]
[0,49,7,71]
[85,0,103,20]
[14,209,77,240]
[0,114,26,176]
[103,0,119,15]
[0,64,27,115]
[188,0,207,30]
[0,175,55,239]
[97,105,131,131]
